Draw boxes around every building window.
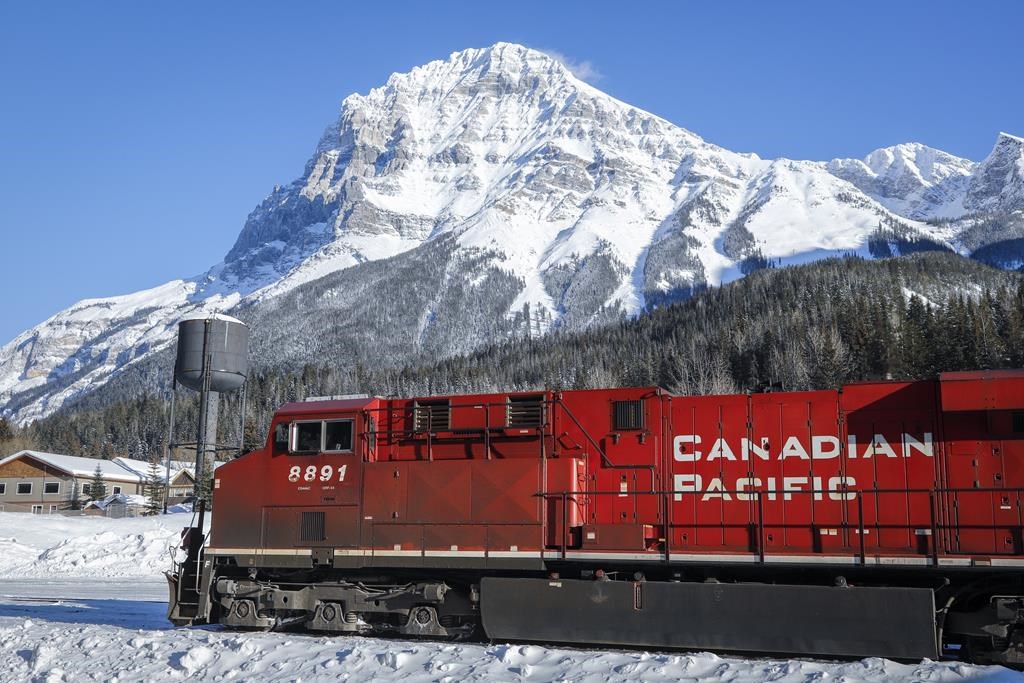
[507,395,543,427]
[49,505,57,513]
[112,486,122,495]
[414,400,450,432]
[82,483,91,495]
[0,483,6,495]
[16,483,31,495]
[613,400,645,431]
[44,482,59,495]
[31,505,42,515]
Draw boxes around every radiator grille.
[613,400,644,430]
[300,511,325,542]
[507,395,543,427]
[414,400,451,432]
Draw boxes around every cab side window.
[324,420,353,452]
[273,423,288,451]
[293,422,322,453]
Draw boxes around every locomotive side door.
[938,374,1024,557]
[997,409,1024,554]
[943,410,999,554]
[603,395,660,527]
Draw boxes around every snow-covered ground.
[0,512,1018,682]
[0,510,190,579]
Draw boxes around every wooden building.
[0,451,144,513]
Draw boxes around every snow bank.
[0,511,191,579]
[0,616,1017,683]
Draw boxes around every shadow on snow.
[0,598,171,630]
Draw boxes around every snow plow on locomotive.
[168,370,1024,665]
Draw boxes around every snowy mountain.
[826,143,976,219]
[828,132,1024,220]
[2,43,1022,424]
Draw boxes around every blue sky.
[0,1,1021,344]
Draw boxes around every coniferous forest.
[2,253,1022,461]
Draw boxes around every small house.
[0,450,145,513]
[83,493,147,518]
[0,450,227,513]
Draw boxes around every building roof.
[113,456,224,479]
[112,457,192,480]
[0,450,145,482]
[169,469,195,485]
[84,493,147,510]
[0,450,227,482]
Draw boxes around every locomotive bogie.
[212,575,477,639]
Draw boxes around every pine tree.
[88,463,107,502]
[973,292,1006,369]
[898,295,936,379]
[0,418,13,444]
[1007,281,1024,367]
[143,457,165,515]
[807,326,851,389]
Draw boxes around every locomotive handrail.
[537,487,1024,562]
[357,398,660,472]
[357,399,547,463]
[539,487,1024,494]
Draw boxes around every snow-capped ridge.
[0,43,1021,424]
[825,141,976,220]
[862,142,974,185]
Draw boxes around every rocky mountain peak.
[220,42,708,305]
[384,43,576,95]
[861,142,974,185]
[220,45,587,285]
[964,132,1024,213]
[826,142,975,219]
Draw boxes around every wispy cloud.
[539,49,604,83]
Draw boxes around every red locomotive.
[168,370,1024,665]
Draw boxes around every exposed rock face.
[1,43,1021,423]
[827,143,976,219]
[964,133,1024,213]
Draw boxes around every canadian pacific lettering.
[671,432,932,502]
[673,474,857,502]
[672,433,932,461]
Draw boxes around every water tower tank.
[174,315,249,393]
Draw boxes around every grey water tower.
[169,315,249,501]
